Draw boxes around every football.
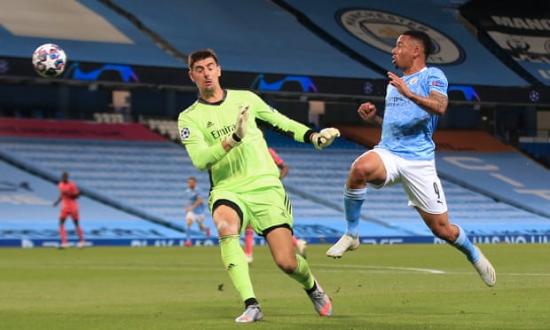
[31,43,67,78]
